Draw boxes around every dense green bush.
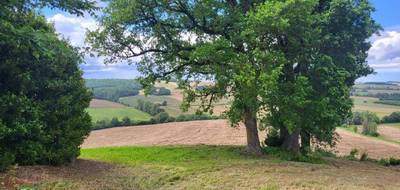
[381,112,400,123]
[0,1,93,170]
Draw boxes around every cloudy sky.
[43,0,400,82]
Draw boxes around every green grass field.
[352,96,400,118]
[87,107,152,122]
[6,146,400,189]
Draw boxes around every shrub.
[154,112,170,123]
[264,128,283,147]
[121,117,131,126]
[0,5,92,169]
[381,112,400,123]
[352,125,358,133]
[0,150,15,172]
[351,111,380,125]
[110,117,121,127]
[347,148,359,160]
[360,152,369,161]
[378,157,400,166]
[362,119,379,137]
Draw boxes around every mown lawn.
[87,107,152,122]
[4,145,400,190]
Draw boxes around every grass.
[4,145,400,189]
[352,96,400,118]
[87,107,152,122]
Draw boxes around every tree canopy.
[87,0,379,154]
[0,0,95,170]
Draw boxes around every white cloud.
[47,14,97,46]
[368,30,400,72]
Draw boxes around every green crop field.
[87,107,152,122]
[352,96,400,118]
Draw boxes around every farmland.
[87,100,151,122]
[352,96,400,118]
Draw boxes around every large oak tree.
[88,0,379,154]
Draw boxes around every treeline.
[93,113,224,130]
[85,79,172,102]
[86,79,142,102]
[382,112,400,123]
[134,99,166,115]
[351,111,400,124]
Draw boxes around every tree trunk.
[244,111,262,155]
[281,128,300,152]
[300,130,311,152]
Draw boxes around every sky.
[42,0,400,82]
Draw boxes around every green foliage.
[378,157,400,166]
[85,79,142,102]
[382,112,400,123]
[87,0,379,152]
[347,148,359,160]
[264,128,283,147]
[135,99,165,116]
[356,111,380,136]
[0,0,93,169]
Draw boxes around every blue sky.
[43,0,400,82]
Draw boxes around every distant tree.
[360,112,380,136]
[0,0,95,170]
[110,117,121,127]
[382,112,400,123]
[88,0,379,154]
[121,116,132,126]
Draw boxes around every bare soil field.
[378,125,400,143]
[83,120,400,159]
[89,99,125,108]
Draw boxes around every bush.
[154,112,170,123]
[121,117,131,126]
[378,157,400,166]
[264,128,283,147]
[351,111,380,125]
[0,150,15,172]
[360,152,369,161]
[0,7,92,169]
[347,148,359,160]
[110,117,121,127]
[382,112,400,123]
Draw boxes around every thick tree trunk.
[300,131,311,152]
[244,111,262,155]
[281,128,300,152]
